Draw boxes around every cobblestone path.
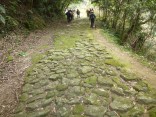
[14,21,156,117]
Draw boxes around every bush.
[24,15,45,30]
[5,16,19,31]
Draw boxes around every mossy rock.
[133,81,149,92]
[137,92,156,104]
[73,104,85,114]
[104,59,125,67]
[120,74,139,81]
[121,105,144,117]
[15,103,25,113]
[111,86,124,96]
[98,76,113,87]
[22,84,33,93]
[27,109,50,117]
[31,53,44,64]
[56,84,68,91]
[84,76,97,85]
[92,88,109,97]
[112,77,129,90]
[84,105,107,117]
[84,93,99,105]
[110,97,133,112]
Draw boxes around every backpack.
[77,10,80,15]
[90,14,95,19]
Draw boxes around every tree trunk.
[122,8,141,44]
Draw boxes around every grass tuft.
[31,53,44,65]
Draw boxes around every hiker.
[89,10,96,28]
[66,10,72,23]
[71,10,74,20]
[76,9,80,18]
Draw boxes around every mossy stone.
[15,103,25,113]
[27,94,45,104]
[41,98,53,107]
[137,93,156,104]
[23,84,33,93]
[20,93,29,102]
[133,81,149,92]
[84,105,107,117]
[111,86,124,96]
[26,100,41,111]
[98,76,113,87]
[110,97,133,112]
[27,109,50,117]
[49,74,60,81]
[120,74,138,81]
[121,105,144,117]
[84,76,97,85]
[92,88,109,97]
[56,84,68,91]
[112,77,129,90]
[73,104,85,114]
[80,66,92,74]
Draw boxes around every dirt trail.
[93,29,156,89]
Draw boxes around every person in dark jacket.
[66,10,72,23]
[76,9,80,18]
[89,11,96,28]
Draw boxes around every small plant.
[18,52,26,57]
[5,16,19,31]
[6,55,13,62]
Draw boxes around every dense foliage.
[0,0,82,32]
[92,0,156,52]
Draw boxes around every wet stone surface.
[15,40,156,117]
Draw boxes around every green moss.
[121,105,144,117]
[46,91,56,99]
[25,65,34,76]
[85,76,97,85]
[113,77,129,90]
[133,81,149,92]
[31,53,44,64]
[100,29,121,44]
[38,45,49,50]
[54,35,80,50]
[73,104,84,114]
[19,93,29,102]
[56,84,68,91]
[105,58,125,67]
[6,55,13,62]
[53,19,95,50]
